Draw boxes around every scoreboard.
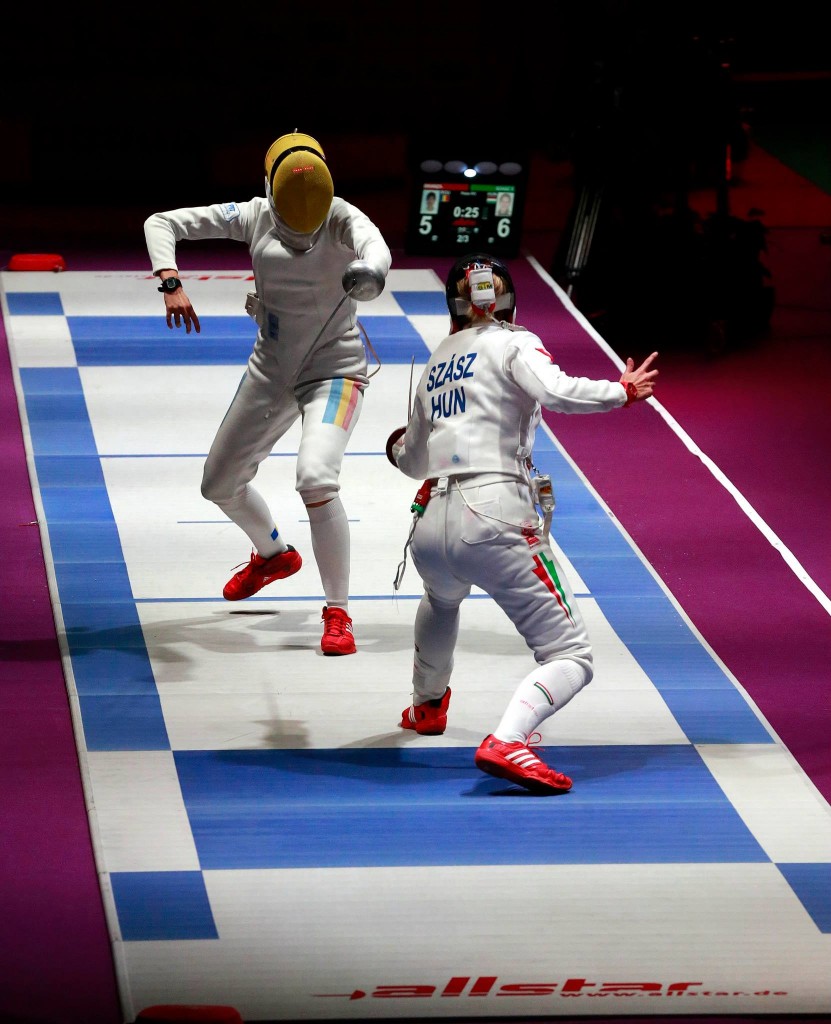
[404,155,529,258]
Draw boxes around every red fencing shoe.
[321,605,356,656]
[400,687,451,735]
[222,546,302,601]
[475,734,572,794]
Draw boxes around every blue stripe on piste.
[357,315,430,363]
[390,290,448,316]
[110,871,218,941]
[68,316,256,365]
[5,291,65,315]
[174,745,768,870]
[19,367,169,751]
[776,863,831,932]
[21,371,100,457]
[61,315,431,366]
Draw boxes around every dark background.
[3,2,828,215]
[2,1,829,351]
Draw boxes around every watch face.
[163,279,179,291]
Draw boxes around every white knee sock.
[493,658,591,743]
[307,496,349,610]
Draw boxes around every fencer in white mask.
[386,253,658,792]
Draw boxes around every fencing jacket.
[393,321,627,482]
[145,196,392,387]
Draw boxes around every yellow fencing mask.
[264,132,334,234]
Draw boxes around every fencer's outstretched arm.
[619,351,659,402]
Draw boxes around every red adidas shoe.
[321,605,356,656]
[475,734,572,794]
[222,546,302,601]
[400,687,451,735]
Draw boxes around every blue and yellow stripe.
[322,378,362,430]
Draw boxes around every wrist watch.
[158,277,183,294]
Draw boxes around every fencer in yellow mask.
[264,131,334,235]
[145,126,392,656]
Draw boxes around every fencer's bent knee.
[201,465,241,504]
[425,588,465,612]
[200,469,226,504]
[576,658,594,689]
[543,653,593,691]
[296,459,339,503]
[299,484,339,505]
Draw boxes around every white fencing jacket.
[393,321,627,482]
[145,196,392,386]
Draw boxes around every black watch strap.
[158,277,183,293]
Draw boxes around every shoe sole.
[321,644,356,656]
[475,754,571,794]
[400,719,446,735]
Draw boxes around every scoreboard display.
[404,156,528,258]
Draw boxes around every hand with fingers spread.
[620,350,659,405]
